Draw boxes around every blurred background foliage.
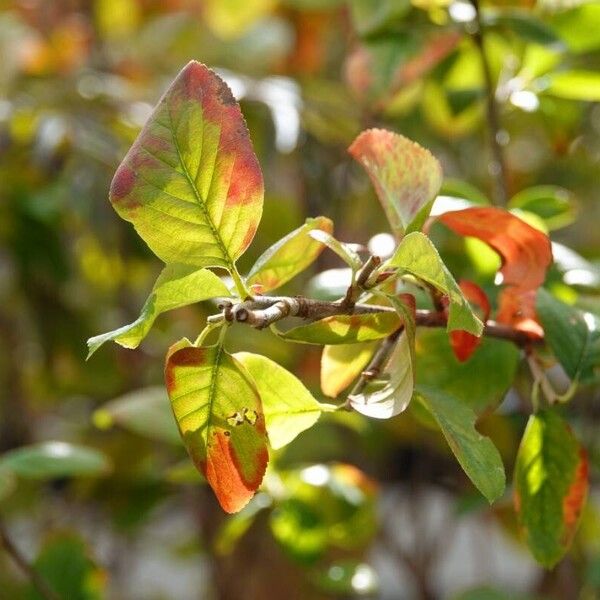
[0,0,599,598]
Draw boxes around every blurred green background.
[0,0,599,598]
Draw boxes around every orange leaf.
[437,207,552,289]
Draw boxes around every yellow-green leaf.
[247,216,333,292]
[165,339,268,513]
[234,352,336,449]
[109,61,263,294]
[87,264,230,357]
[276,312,401,345]
[321,342,377,398]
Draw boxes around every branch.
[0,519,60,600]
[216,295,541,348]
[470,0,509,207]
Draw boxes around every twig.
[340,255,382,309]
[345,327,404,408]
[218,294,541,348]
[470,0,509,206]
[0,519,60,600]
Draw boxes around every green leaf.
[349,331,413,419]
[543,70,600,102]
[321,342,377,398]
[87,264,230,357]
[349,129,443,238]
[483,10,563,47]
[234,352,335,449]
[308,229,362,270]
[27,533,106,600]
[508,185,577,231]
[247,216,333,292]
[276,312,401,345]
[93,386,180,444]
[536,288,600,385]
[416,329,519,412]
[514,410,589,567]
[0,442,111,480]
[388,232,483,335]
[550,3,600,54]
[109,61,263,294]
[416,386,506,503]
[165,339,268,513]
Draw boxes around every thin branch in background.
[470,0,509,206]
[0,519,60,600]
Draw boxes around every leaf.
[109,61,263,287]
[247,216,333,292]
[544,70,600,102]
[483,10,563,47]
[87,264,230,357]
[165,339,268,513]
[321,343,377,398]
[388,231,483,336]
[450,280,491,362]
[276,311,401,345]
[536,289,600,385]
[514,410,589,567]
[348,129,443,238]
[437,207,552,290]
[497,287,544,339]
[308,229,362,270]
[416,385,506,503]
[28,533,107,600]
[349,331,414,419]
[234,352,335,449]
[416,329,519,413]
[508,186,577,231]
[0,442,111,480]
[92,386,180,444]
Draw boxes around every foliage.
[1,0,599,598]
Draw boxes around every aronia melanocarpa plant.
[89,61,595,568]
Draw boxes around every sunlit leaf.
[416,386,506,503]
[321,343,377,397]
[276,311,401,345]
[203,0,276,39]
[0,442,111,480]
[109,61,263,293]
[450,280,491,362]
[550,3,600,53]
[497,287,544,339]
[416,329,519,412]
[93,386,180,445]
[509,186,577,231]
[308,229,362,270]
[349,129,443,237]
[537,289,600,385]
[87,264,230,357]
[247,216,333,292]
[543,70,600,102]
[437,207,552,289]
[349,331,413,419]
[234,352,336,449]
[388,232,483,335]
[165,339,268,513]
[514,410,589,567]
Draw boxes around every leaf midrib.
[167,105,235,273]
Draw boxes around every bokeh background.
[0,0,599,598]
